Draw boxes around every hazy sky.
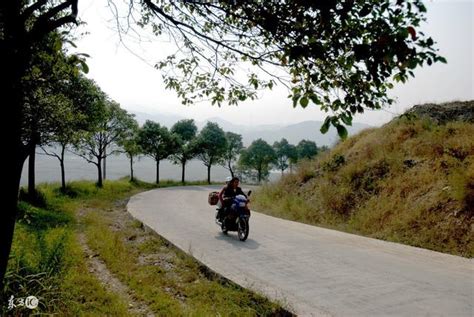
[74,0,473,126]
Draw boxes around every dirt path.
[128,185,474,317]
[77,207,155,317]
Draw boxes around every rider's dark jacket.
[222,186,246,208]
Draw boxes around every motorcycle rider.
[221,177,247,221]
[216,176,232,221]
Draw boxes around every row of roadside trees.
[36,110,327,188]
[122,120,326,185]
[28,69,326,191]
[23,33,325,196]
[240,138,328,183]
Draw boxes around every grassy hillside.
[254,110,474,257]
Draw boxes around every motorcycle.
[215,191,252,241]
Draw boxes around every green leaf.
[336,124,348,139]
[309,94,320,105]
[408,58,418,69]
[320,117,331,134]
[300,96,309,108]
[79,60,89,74]
[292,94,301,108]
[340,113,353,126]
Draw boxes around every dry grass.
[254,117,474,257]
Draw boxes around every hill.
[253,101,474,257]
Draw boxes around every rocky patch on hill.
[405,100,474,124]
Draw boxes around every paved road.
[127,186,474,316]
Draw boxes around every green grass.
[3,187,130,315]
[253,117,474,257]
[3,178,288,316]
[83,207,285,316]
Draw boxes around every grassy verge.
[253,118,473,257]
[2,179,288,316]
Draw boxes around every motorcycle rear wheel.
[237,218,249,241]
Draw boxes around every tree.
[21,32,86,197]
[143,1,444,134]
[221,132,243,178]
[239,139,276,183]
[0,1,83,285]
[137,120,177,184]
[118,119,141,182]
[170,119,198,183]
[287,144,298,174]
[0,0,444,286]
[297,140,319,160]
[273,138,298,175]
[41,75,104,192]
[39,94,83,192]
[75,99,136,187]
[319,145,330,153]
[195,122,227,184]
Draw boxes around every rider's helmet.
[225,176,232,184]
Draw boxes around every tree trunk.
[0,5,30,286]
[156,159,160,184]
[1,151,25,289]
[0,0,78,288]
[130,156,134,181]
[28,145,36,197]
[97,158,103,188]
[207,165,211,184]
[60,145,66,192]
[0,67,28,287]
[257,168,262,183]
[228,161,234,178]
[181,159,186,184]
[103,155,107,180]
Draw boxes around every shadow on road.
[214,233,260,250]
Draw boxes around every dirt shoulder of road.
[77,194,293,316]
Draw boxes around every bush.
[19,188,47,208]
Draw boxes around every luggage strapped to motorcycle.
[208,191,219,205]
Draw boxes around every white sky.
[73,0,474,126]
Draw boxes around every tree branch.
[142,0,279,66]
[21,0,48,21]
[29,0,78,41]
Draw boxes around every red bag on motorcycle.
[208,191,219,205]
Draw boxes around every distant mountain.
[198,117,283,133]
[132,111,185,128]
[240,121,372,146]
[129,110,372,147]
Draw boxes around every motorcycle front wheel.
[237,217,249,241]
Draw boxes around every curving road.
[127,186,473,316]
